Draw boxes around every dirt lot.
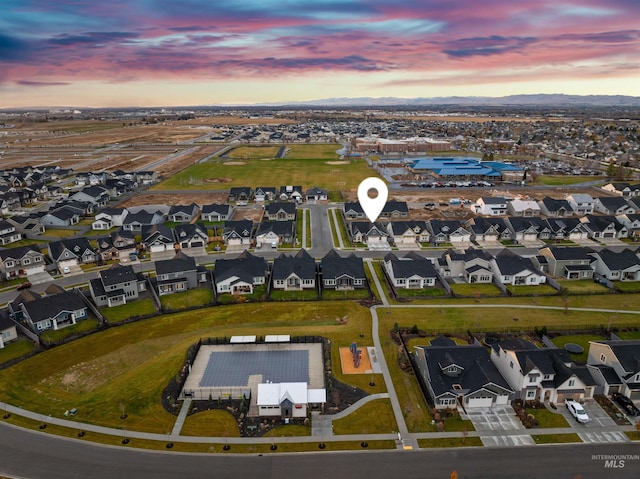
[120,192,229,208]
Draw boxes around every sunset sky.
[1,0,639,108]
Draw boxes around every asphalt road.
[0,421,638,479]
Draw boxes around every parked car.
[62,266,71,274]
[566,399,590,423]
[16,281,32,290]
[611,392,640,416]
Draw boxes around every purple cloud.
[442,35,538,58]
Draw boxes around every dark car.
[611,392,640,416]
[16,281,32,290]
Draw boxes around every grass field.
[332,399,397,435]
[152,144,380,191]
[536,175,606,186]
[159,288,214,311]
[0,339,35,365]
[450,283,503,297]
[558,279,611,294]
[101,299,158,323]
[525,406,571,428]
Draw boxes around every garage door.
[467,397,493,408]
[556,393,581,402]
[629,390,640,400]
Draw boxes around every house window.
[176,283,185,291]
[22,259,30,265]
[529,375,536,383]
[35,256,42,262]
[2,331,11,339]
[5,261,14,268]
[526,390,536,399]
[600,354,606,362]
[509,361,514,369]
[568,379,575,387]
[543,374,551,380]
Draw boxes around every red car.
[16,282,32,290]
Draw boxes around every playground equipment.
[350,341,362,368]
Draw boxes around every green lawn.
[269,289,318,301]
[615,281,640,293]
[508,284,559,296]
[332,399,397,435]
[322,289,370,300]
[224,146,281,159]
[179,409,240,437]
[0,339,35,365]
[216,285,268,304]
[152,144,379,191]
[396,287,447,298]
[40,319,100,345]
[532,433,582,444]
[558,279,610,294]
[450,283,503,297]
[616,330,640,339]
[305,209,312,248]
[42,228,80,238]
[525,406,570,428]
[418,437,483,448]
[101,299,158,323]
[536,175,606,186]
[551,333,607,363]
[160,288,214,311]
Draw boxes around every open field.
[152,144,379,191]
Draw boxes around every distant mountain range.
[256,94,640,108]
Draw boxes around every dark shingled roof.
[272,250,316,281]
[321,250,365,280]
[155,251,197,275]
[596,340,640,376]
[386,254,437,280]
[214,251,268,284]
[23,290,86,323]
[594,248,640,271]
[99,264,137,287]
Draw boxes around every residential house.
[438,247,494,283]
[254,186,277,203]
[228,187,252,205]
[222,220,253,246]
[320,250,366,290]
[545,217,590,241]
[6,214,45,236]
[383,252,438,289]
[278,185,303,203]
[141,224,175,255]
[566,194,595,216]
[0,220,22,246]
[465,217,511,243]
[155,251,206,295]
[122,209,164,232]
[536,246,595,280]
[135,171,158,186]
[0,191,21,214]
[40,206,81,226]
[348,222,390,249]
[96,229,138,262]
[386,221,430,246]
[538,197,574,218]
[593,196,636,216]
[0,245,45,279]
[264,202,296,221]
[600,182,640,198]
[271,249,317,291]
[506,216,550,243]
[0,310,18,348]
[490,250,547,286]
[615,213,640,238]
[507,198,541,217]
[92,207,129,230]
[19,289,88,333]
[173,223,209,255]
[75,172,106,186]
[414,337,513,409]
[49,238,96,271]
[491,338,595,402]
[590,248,640,281]
[587,340,640,399]
[343,202,366,220]
[255,221,295,248]
[167,203,200,223]
[580,214,628,239]
[379,200,409,219]
[201,204,233,222]
[69,185,109,206]
[214,251,268,295]
[305,186,329,204]
[472,196,509,216]
[89,264,145,307]
[428,220,472,244]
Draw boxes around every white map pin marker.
[357,177,388,223]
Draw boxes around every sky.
[1,0,639,108]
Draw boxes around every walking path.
[329,208,345,248]
[171,398,192,436]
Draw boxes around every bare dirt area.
[232,206,265,222]
[155,145,220,177]
[120,192,229,208]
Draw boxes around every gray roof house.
[173,223,208,255]
[0,245,45,279]
[348,222,390,249]
[255,221,295,248]
[593,196,636,216]
[320,250,366,291]
[222,220,253,246]
[89,264,146,308]
[155,251,206,295]
[167,203,201,223]
[271,249,317,292]
[305,186,329,204]
[141,224,175,256]
[414,338,513,409]
[214,251,268,295]
[590,248,640,281]
[490,250,547,286]
[537,246,595,280]
[383,252,438,289]
[201,204,233,222]
[48,238,96,267]
[19,289,88,334]
[538,197,574,217]
[122,209,164,232]
[264,202,296,221]
[386,221,430,246]
[587,340,640,399]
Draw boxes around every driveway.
[27,270,55,285]
[560,400,629,443]
[464,405,535,447]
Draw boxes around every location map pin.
[357,177,388,223]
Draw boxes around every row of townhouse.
[227,186,328,205]
[415,335,640,410]
[472,193,640,218]
[346,213,640,248]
